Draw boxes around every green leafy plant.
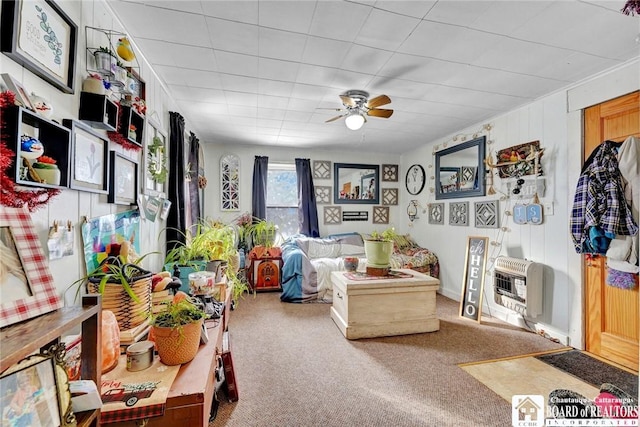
[164,220,236,266]
[367,227,397,242]
[68,252,158,302]
[147,136,168,183]
[245,218,278,248]
[150,296,205,329]
[95,46,124,67]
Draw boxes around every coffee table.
[330,269,440,339]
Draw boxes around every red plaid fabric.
[0,205,62,328]
[100,403,165,424]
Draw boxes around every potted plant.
[363,227,397,269]
[70,252,157,330]
[93,46,115,74]
[245,218,278,249]
[149,293,206,365]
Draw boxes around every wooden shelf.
[79,92,118,131]
[2,106,71,189]
[1,295,103,427]
[119,105,144,147]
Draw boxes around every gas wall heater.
[493,256,543,317]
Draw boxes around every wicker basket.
[87,259,152,330]
[151,318,204,366]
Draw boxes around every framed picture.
[0,343,75,426]
[0,0,77,93]
[1,73,34,110]
[63,119,109,194]
[220,153,240,211]
[108,152,138,205]
[0,205,62,328]
[144,120,168,197]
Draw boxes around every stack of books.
[119,320,151,352]
[152,289,173,314]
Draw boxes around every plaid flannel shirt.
[570,141,638,253]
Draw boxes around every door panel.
[583,91,639,372]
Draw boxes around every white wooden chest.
[330,269,440,340]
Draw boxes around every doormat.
[536,350,638,399]
[343,270,413,281]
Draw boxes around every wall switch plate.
[544,202,554,215]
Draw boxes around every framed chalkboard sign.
[459,236,489,322]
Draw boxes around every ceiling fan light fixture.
[345,112,365,130]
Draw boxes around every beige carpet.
[460,350,600,403]
[210,292,566,426]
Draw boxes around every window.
[266,163,298,241]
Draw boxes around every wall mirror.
[334,163,379,204]
[435,136,486,200]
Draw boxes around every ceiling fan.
[325,90,393,130]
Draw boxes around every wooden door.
[583,91,639,371]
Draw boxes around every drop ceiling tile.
[424,1,495,27]
[256,118,282,129]
[536,53,619,82]
[290,83,331,101]
[340,45,394,74]
[256,108,286,121]
[354,8,420,51]
[295,64,338,87]
[179,69,224,89]
[301,36,352,68]
[215,51,258,77]
[170,85,225,103]
[159,43,218,71]
[258,58,299,81]
[287,97,322,112]
[200,1,259,24]
[284,110,314,122]
[257,80,295,97]
[258,1,316,33]
[130,39,174,66]
[373,1,436,19]
[330,70,375,92]
[257,94,290,110]
[142,1,203,15]
[113,3,210,47]
[206,17,259,55]
[308,1,371,41]
[219,74,259,93]
[153,65,188,85]
[258,28,308,62]
[224,91,258,107]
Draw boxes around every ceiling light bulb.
[345,113,364,130]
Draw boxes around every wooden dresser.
[330,269,440,339]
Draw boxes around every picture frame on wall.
[0,73,34,110]
[63,119,109,194]
[108,152,138,205]
[0,343,75,426]
[0,0,78,94]
[0,205,62,328]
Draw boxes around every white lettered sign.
[459,236,489,322]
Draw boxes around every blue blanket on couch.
[280,235,317,303]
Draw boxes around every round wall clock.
[405,164,426,195]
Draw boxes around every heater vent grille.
[493,256,543,317]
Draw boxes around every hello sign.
[459,236,489,322]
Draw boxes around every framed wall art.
[315,186,331,205]
[382,164,398,182]
[1,0,78,94]
[144,119,168,197]
[381,188,398,205]
[475,200,499,228]
[108,151,138,205]
[63,119,109,194]
[220,153,240,211]
[1,73,34,110]
[373,206,390,224]
[324,206,341,225]
[428,203,444,225]
[313,160,331,179]
[449,201,469,226]
[0,343,75,426]
[0,205,62,328]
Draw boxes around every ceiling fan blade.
[366,94,391,108]
[325,114,346,123]
[367,108,393,118]
[339,95,357,108]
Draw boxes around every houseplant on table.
[363,227,397,272]
[149,292,206,365]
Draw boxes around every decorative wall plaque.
[315,186,331,204]
[475,200,499,228]
[342,211,368,221]
[313,160,331,179]
[324,206,341,224]
[373,206,390,224]
[220,153,240,211]
[382,164,398,182]
[428,203,444,225]
[449,202,469,226]
[381,188,398,205]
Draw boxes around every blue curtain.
[252,156,268,219]
[295,158,319,237]
[166,112,186,252]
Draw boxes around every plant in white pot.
[363,228,397,273]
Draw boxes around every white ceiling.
[108,0,640,153]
